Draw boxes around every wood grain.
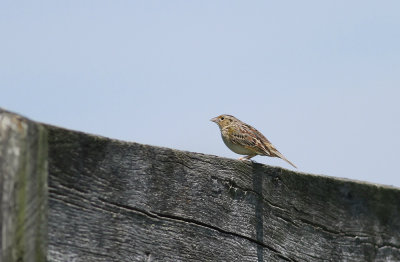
[1,109,399,262]
[0,109,48,262]
[47,126,400,262]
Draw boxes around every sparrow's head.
[210,114,237,129]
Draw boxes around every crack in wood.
[97,197,296,262]
[221,179,400,252]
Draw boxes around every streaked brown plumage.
[211,114,297,168]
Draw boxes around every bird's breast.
[221,135,255,155]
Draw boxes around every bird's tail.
[273,150,297,169]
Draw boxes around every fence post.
[0,110,48,262]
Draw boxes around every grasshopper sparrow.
[211,114,297,168]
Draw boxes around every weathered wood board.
[46,127,400,261]
[1,109,400,262]
[0,110,48,262]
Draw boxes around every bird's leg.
[239,155,256,161]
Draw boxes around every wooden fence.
[1,108,400,261]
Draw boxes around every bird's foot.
[238,155,256,161]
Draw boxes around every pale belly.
[222,135,255,155]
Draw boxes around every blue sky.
[1,1,399,187]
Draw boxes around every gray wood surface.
[1,109,400,262]
[0,109,48,262]
[46,126,400,262]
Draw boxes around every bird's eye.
[220,117,224,120]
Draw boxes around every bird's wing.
[243,124,276,155]
[224,125,272,156]
[244,124,297,168]
[223,123,297,168]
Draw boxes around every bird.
[210,114,297,168]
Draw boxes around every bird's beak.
[210,117,219,123]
